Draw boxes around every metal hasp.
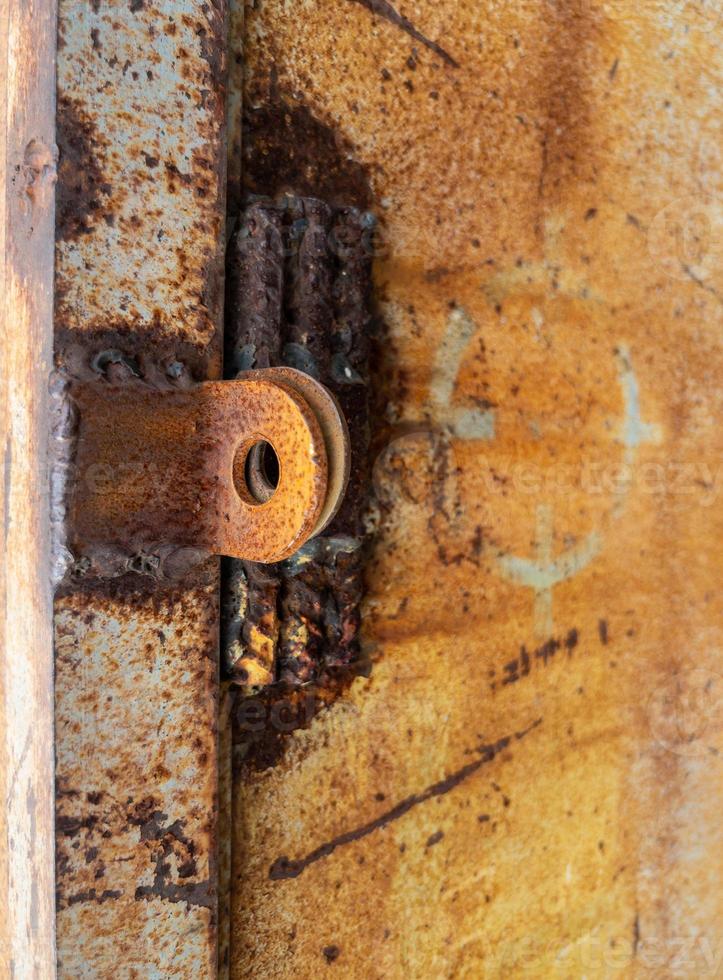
[66,366,350,572]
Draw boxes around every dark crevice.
[221,197,376,694]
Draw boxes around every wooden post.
[0,0,57,975]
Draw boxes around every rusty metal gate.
[3,0,722,976]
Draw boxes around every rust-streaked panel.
[231,0,723,977]
[55,577,218,975]
[53,0,227,974]
[55,0,226,353]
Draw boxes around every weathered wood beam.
[0,0,58,974]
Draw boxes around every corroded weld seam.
[223,196,375,687]
[268,718,543,880]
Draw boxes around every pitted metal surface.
[55,577,219,977]
[53,0,228,975]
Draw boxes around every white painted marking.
[430,308,496,440]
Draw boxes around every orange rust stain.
[230,0,723,977]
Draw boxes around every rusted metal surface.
[55,0,226,356]
[54,0,227,974]
[59,370,347,575]
[223,199,374,686]
[230,0,723,977]
[54,574,219,976]
[225,0,245,219]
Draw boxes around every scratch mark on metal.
[348,0,460,68]
[6,729,32,810]
[268,717,542,880]
[681,263,723,305]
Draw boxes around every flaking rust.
[54,576,220,976]
[222,198,376,688]
[55,0,226,353]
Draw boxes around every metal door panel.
[229,1,723,977]
[40,0,723,975]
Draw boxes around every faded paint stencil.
[494,345,657,634]
[430,308,496,441]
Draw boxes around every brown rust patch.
[243,93,374,210]
[322,944,341,964]
[232,669,369,773]
[134,810,213,911]
[532,0,602,223]
[193,0,228,96]
[55,95,112,242]
[53,558,218,621]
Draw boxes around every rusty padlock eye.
[236,439,281,505]
[63,367,350,570]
